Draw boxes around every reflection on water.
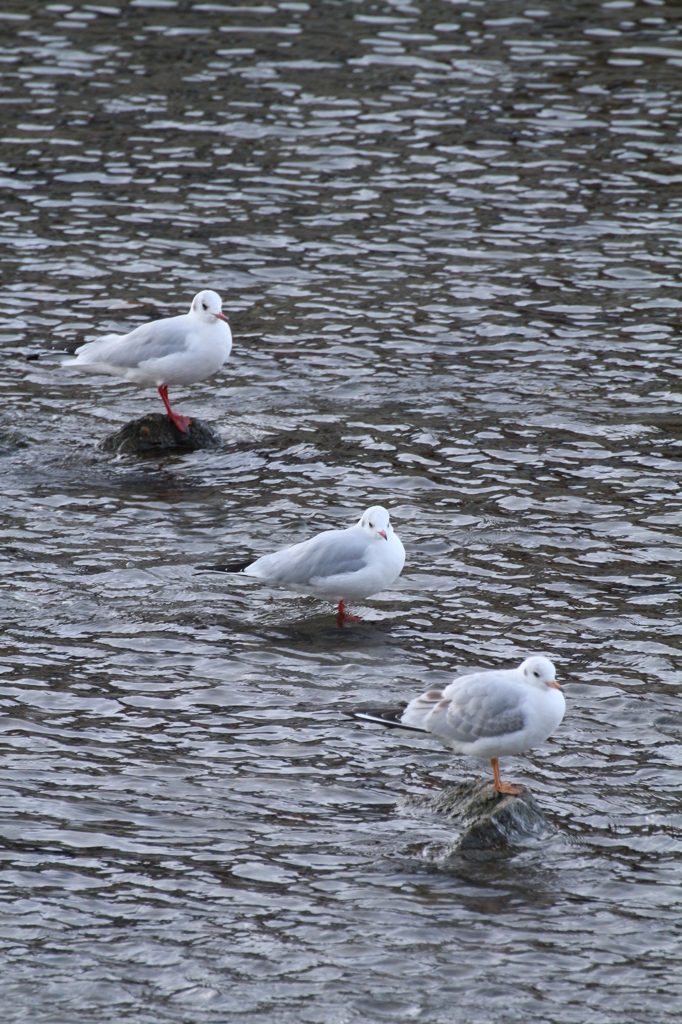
[2,1,682,1021]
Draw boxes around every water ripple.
[2,1,682,1021]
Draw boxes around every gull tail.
[195,559,253,574]
[350,708,428,734]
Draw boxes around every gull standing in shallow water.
[69,290,232,433]
[353,656,565,794]
[212,506,405,626]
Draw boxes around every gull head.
[520,655,561,690]
[359,505,392,541]
[190,289,228,323]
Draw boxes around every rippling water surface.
[2,1,682,1021]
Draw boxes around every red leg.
[337,599,362,627]
[491,757,521,796]
[158,384,191,434]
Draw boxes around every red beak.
[216,312,228,322]
[378,529,387,540]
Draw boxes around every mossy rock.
[99,413,223,454]
[405,778,547,850]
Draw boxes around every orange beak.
[378,529,387,540]
[547,680,562,690]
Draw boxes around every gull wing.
[400,674,526,744]
[441,675,526,744]
[74,314,191,369]
[245,527,369,586]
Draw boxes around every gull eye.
[202,302,207,310]
[369,521,373,529]
[534,670,539,678]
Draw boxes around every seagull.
[68,290,233,433]
[353,656,565,794]
[209,505,405,625]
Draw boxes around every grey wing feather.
[75,315,190,368]
[247,528,369,585]
[444,678,526,744]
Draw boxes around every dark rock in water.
[99,413,223,454]
[406,778,547,851]
[0,426,27,455]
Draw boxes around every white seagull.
[69,289,233,433]
[353,656,565,794]
[214,506,405,625]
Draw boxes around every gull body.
[69,289,232,432]
[354,656,565,794]
[235,506,405,624]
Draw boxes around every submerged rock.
[406,778,547,850]
[0,426,27,455]
[99,413,223,454]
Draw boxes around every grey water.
[2,1,682,1021]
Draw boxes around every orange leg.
[158,384,191,434]
[491,757,521,796]
[337,599,362,627]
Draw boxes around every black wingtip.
[195,560,252,575]
[349,708,427,734]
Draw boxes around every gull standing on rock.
[209,506,405,626]
[353,656,565,794]
[69,290,232,433]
